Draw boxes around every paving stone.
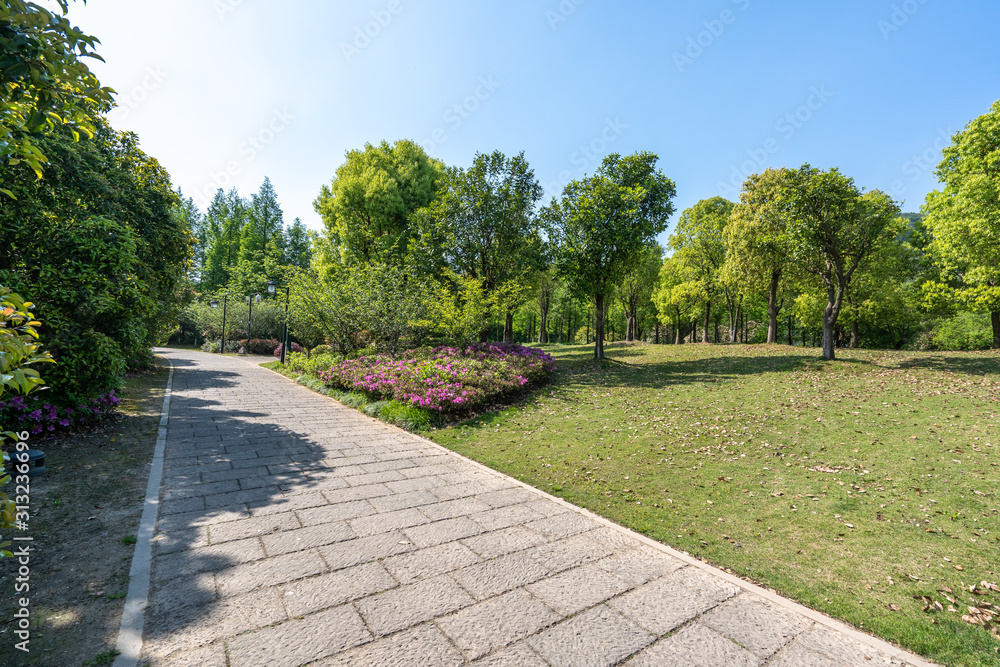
[794,625,903,666]
[354,574,475,636]
[475,486,540,508]
[468,642,549,667]
[460,525,547,558]
[315,623,464,667]
[384,476,444,493]
[296,499,377,526]
[626,622,762,667]
[420,496,494,521]
[215,549,327,597]
[526,563,633,616]
[672,565,743,602]
[438,588,561,660]
[528,604,655,667]
[348,507,431,537]
[226,604,371,667]
[524,511,599,539]
[280,561,397,617]
[767,641,841,667]
[593,547,687,586]
[208,511,300,544]
[145,642,227,667]
[607,574,719,635]
[468,503,546,531]
[382,540,481,584]
[402,516,483,548]
[152,537,265,582]
[528,532,612,573]
[152,525,208,554]
[524,497,573,517]
[451,551,550,600]
[261,521,356,556]
[343,470,407,486]
[700,594,809,659]
[319,530,416,571]
[145,586,287,657]
[368,489,439,512]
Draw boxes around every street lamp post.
[245,293,261,353]
[210,296,228,354]
[267,280,292,365]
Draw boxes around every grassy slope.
[427,343,1000,667]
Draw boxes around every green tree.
[724,168,798,344]
[0,1,114,178]
[284,217,313,269]
[784,165,901,360]
[413,150,544,343]
[314,139,444,267]
[1,116,192,396]
[652,256,699,344]
[668,197,735,343]
[618,244,663,341]
[547,152,676,359]
[922,100,1000,348]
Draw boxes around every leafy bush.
[200,339,241,353]
[929,312,993,350]
[0,391,121,438]
[311,344,333,356]
[273,342,304,357]
[317,343,556,412]
[239,338,280,355]
[285,352,343,375]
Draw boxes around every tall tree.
[200,188,247,292]
[413,150,543,342]
[724,168,797,344]
[314,139,444,267]
[0,1,114,178]
[668,197,735,343]
[618,244,663,341]
[173,188,204,283]
[241,176,284,264]
[785,165,901,360]
[652,256,699,344]
[922,100,1000,348]
[283,217,313,269]
[546,152,676,359]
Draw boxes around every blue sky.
[70,0,1000,244]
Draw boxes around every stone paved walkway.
[138,349,934,667]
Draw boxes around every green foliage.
[0,116,193,402]
[923,99,1000,348]
[411,150,544,338]
[546,152,676,358]
[420,271,492,349]
[0,1,114,178]
[289,263,429,356]
[314,139,444,267]
[1,287,54,557]
[927,312,994,350]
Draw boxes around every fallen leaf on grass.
[888,603,901,611]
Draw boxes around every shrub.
[273,342,304,357]
[311,344,333,357]
[929,312,993,350]
[200,339,241,353]
[0,391,121,438]
[239,338,280,355]
[317,343,556,413]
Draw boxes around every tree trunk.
[822,280,842,361]
[594,294,606,359]
[538,307,548,344]
[992,311,1000,349]
[655,322,659,344]
[767,269,781,344]
[702,301,711,343]
[675,308,682,344]
[503,310,514,344]
[787,315,793,345]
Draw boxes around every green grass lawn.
[426,342,1000,667]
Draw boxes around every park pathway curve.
[136,348,934,667]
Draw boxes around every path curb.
[112,359,174,667]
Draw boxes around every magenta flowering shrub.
[0,391,121,438]
[273,342,305,357]
[317,343,556,412]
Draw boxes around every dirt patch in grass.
[428,343,1000,667]
[0,359,169,666]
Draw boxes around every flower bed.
[317,343,556,413]
[0,391,121,438]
